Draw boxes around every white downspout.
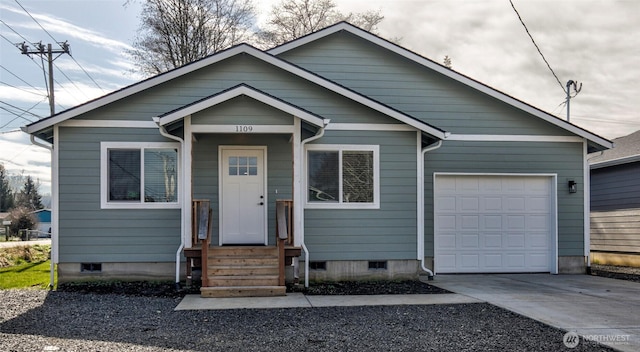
[585,147,604,274]
[299,119,329,288]
[418,139,442,279]
[29,134,55,288]
[153,118,185,287]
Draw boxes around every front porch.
[185,200,301,298]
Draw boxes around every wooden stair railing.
[192,200,212,287]
[276,199,295,286]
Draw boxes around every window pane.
[144,149,178,202]
[308,151,339,202]
[342,151,374,203]
[109,149,140,201]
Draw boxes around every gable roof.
[157,84,326,127]
[24,43,446,139]
[269,22,613,152]
[590,129,640,169]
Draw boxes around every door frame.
[218,145,268,246]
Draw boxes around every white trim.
[432,172,559,274]
[292,117,303,247]
[159,85,325,128]
[52,126,59,264]
[304,144,380,209]
[583,140,590,262]
[25,45,254,134]
[191,124,295,134]
[590,154,640,169]
[326,123,415,131]
[26,45,446,139]
[59,120,158,128]
[100,142,181,209]
[270,22,611,150]
[445,134,584,143]
[184,116,193,248]
[218,145,269,246]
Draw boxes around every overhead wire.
[509,0,565,94]
[0,64,47,95]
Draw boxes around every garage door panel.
[506,234,525,248]
[435,175,553,274]
[484,233,502,247]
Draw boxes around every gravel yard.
[0,289,613,352]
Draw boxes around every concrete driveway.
[430,274,640,352]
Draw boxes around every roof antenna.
[565,80,582,122]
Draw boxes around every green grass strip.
[0,260,55,289]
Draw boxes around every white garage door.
[434,174,555,273]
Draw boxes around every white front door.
[220,147,267,245]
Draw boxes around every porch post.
[184,116,193,248]
[292,117,303,247]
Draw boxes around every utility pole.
[19,41,70,116]
[565,80,582,122]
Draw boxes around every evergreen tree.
[0,163,14,212]
[15,175,44,211]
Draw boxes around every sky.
[1,0,639,196]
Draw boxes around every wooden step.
[208,257,278,266]
[208,275,280,287]
[201,285,286,298]
[208,246,278,258]
[208,265,278,276]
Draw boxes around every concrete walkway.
[430,274,640,352]
[175,292,481,310]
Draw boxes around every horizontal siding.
[192,95,294,125]
[591,208,640,253]
[76,54,397,126]
[591,162,640,210]
[57,127,180,263]
[278,31,573,136]
[305,130,418,261]
[424,141,586,257]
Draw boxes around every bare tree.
[129,0,256,75]
[257,0,383,48]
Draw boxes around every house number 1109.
[235,125,253,132]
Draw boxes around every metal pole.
[48,44,55,116]
[566,80,572,122]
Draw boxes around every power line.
[509,0,564,94]
[0,18,36,46]
[0,64,47,95]
[14,0,59,44]
[0,80,47,97]
[0,100,43,120]
[69,55,104,92]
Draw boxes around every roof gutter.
[418,139,442,280]
[299,119,330,288]
[28,134,56,289]
[153,117,185,288]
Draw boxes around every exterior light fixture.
[568,180,577,193]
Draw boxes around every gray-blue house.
[23,23,612,297]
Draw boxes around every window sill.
[304,203,379,210]
[100,202,181,210]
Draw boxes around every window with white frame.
[101,142,180,209]
[305,145,379,208]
